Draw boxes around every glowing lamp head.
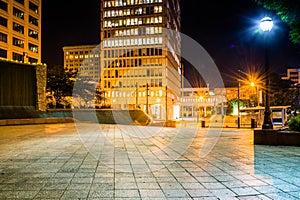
[260,17,273,32]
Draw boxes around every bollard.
[201,120,205,128]
[251,118,256,128]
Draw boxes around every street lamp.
[237,76,241,128]
[250,81,260,106]
[260,16,273,129]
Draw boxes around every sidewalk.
[0,123,299,199]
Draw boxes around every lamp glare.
[260,17,273,32]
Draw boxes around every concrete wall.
[35,64,47,111]
[0,60,47,113]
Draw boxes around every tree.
[46,66,76,108]
[72,78,105,108]
[253,0,300,45]
[226,98,251,115]
[47,66,105,109]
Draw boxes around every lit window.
[138,8,142,14]
[28,29,38,39]
[29,15,38,26]
[13,37,24,48]
[29,2,39,14]
[13,7,24,19]
[28,43,38,53]
[138,38,142,45]
[13,22,24,34]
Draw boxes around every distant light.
[260,17,273,32]
[250,82,255,87]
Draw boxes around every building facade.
[0,0,41,63]
[282,67,300,85]
[181,87,226,120]
[282,67,300,106]
[63,45,100,81]
[100,0,181,120]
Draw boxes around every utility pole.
[146,83,149,114]
[237,70,241,128]
[165,85,168,121]
[238,80,240,128]
[136,83,138,109]
[181,63,184,120]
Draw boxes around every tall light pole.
[237,79,241,128]
[237,69,242,128]
[146,83,149,114]
[260,16,273,130]
[250,82,259,107]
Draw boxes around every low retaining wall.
[0,118,74,126]
[254,129,300,146]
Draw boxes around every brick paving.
[0,123,299,199]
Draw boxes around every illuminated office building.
[63,45,100,81]
[100,0,181,120]
[0,0,41,63]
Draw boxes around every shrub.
[287,115,300,131]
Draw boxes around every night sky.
[42,0,300,86]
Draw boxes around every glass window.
[13,37,24,48]
[13,7,24,19]
[0,48,7,58]
[28,57,38,63]
[0,16,7,27]
[14,0,24,5]
[29,15,38,26]
[0,1,8,11]
[28,29,38,39]
[0,32,7,43]
[29,2,38,14]
[12,52,23,61]
[28,43,38,53]
[13,22,24,34]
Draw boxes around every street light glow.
[260,17,273,32]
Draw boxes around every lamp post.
[146,83,149,114]
[260,16,273,130]
[237,79,241,128]
[237,69,242,128]
[250,82,259,107]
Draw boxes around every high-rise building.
[63,44,100,81]
[100,0,181,120]
[0,0,41,63]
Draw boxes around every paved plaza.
[0,122,300,199]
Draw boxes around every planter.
[254,129,300,146]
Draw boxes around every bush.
[287,115,300,131]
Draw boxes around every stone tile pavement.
[0,123,299,199]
